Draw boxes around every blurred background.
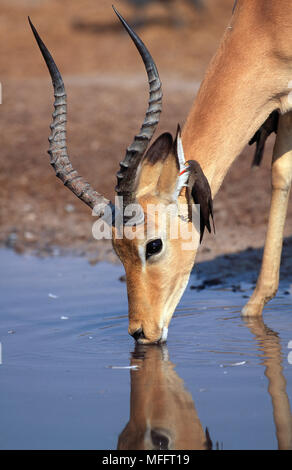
[0,0,291,264]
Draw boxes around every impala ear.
[135,133,173,198]
[156,151,179,200]
[135,127,188,201]
[143,132,173,165]
[157,124,190,201]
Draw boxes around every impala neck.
[182,4,288,197]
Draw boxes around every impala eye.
[146,239,163,260]
[151,429,170,450]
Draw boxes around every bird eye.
[146,239,163,260]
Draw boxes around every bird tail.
[249,111,279,167]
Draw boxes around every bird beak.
[179,164,190,176]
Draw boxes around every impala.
[30,1,292,344]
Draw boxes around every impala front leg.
[242,112,292,317]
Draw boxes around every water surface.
[0,249,292,450]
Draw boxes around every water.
[0,248,292,450]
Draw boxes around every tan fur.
[182,0,292,316]
[156,153,179,199]
[183,1,292,191]
[242,112,292,315]
[135,159,165,199]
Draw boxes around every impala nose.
[131,328,145,342]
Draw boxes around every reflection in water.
[118,319,292,450]
[243,317,292,450]
[117,344,212,450]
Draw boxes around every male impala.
[30,1,292,344]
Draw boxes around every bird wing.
[188,162,215,243]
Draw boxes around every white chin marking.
[160,327,168,343]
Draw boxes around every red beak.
[179,168,187,176]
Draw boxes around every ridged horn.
[29,17,113,218]
[113,6,163,209]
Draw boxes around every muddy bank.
[194,236,292,289]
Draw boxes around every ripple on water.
[0,249,292,450]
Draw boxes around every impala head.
[29,7,211,344]
[112,129,201,344]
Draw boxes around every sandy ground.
[0,0,291,270]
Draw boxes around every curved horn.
[113,7,163,207]
[29,17,112,217]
